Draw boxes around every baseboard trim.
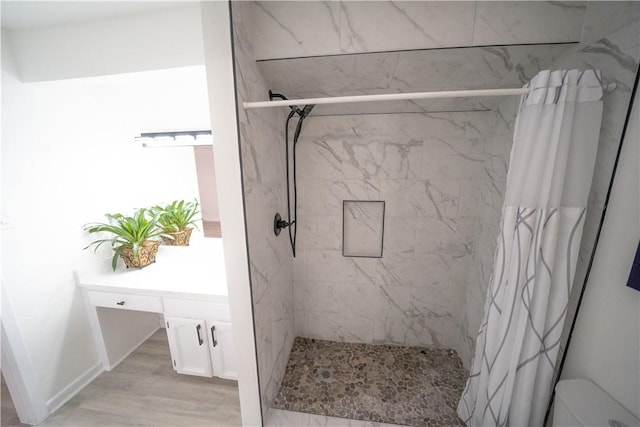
[46,361,103,414]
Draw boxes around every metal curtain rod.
[243,88,530,109]
[242,82,617,110]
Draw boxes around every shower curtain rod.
[243,82,617,110]
[243,88,530,109]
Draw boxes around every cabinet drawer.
[163,297,230,321]
[88,290,163,313]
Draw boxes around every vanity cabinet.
[163,296,237,380]
[76,238,237,381]
[165,317,212,377]
[206,320,237,380]
[164,316,237,380]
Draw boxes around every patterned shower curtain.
[458,69,604,427]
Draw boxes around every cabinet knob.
[116,301,125,306]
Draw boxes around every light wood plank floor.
[2,373,29,427]
[36,330,241,426]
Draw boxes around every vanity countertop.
[75,237,228,300]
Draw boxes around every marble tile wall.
[256,44,573,115]
[236,1,639,409]
[230,2,296,415]
[293,111,502,349]
[455,2,640,368]
[252,1,587,60]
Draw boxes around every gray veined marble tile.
[297,139,348,180]
[252,1,341,60]
[302,113,490,141]
[305,249,377,285]
[414,216,476,256]
[372,313,459,348]
[260,52,400,94]
[293,250,306,281]
[339,1,476,53]
[483,135,513,179]
[296,215,342,251]
[458,179,482,218]
[302,310,373,343]
[299,179,380,216]
[382,215,417,254]
[473,1,586,46]
[380,285,460,317]
[421,137,484,180]
[297,126,423,182]
[256,44,573,116]
[339,139,423,180]
[478,169,507,212]
[578,22,640,81]
[381,179,462,219]
[390,44,575,92]
[376,253,452,288]
[580,1,640,46]
[233,2,296,414]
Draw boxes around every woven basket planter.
[161,228,193,246]
[118,240,160,269]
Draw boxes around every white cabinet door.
[165,316,212,377]
[206,320,237,380]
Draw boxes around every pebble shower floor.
[273,337,467,427]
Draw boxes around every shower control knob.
[274,213,290,236]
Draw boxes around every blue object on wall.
[627,241,640,292]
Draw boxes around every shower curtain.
[458,69,604,427]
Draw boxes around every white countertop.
[75,237,228,299]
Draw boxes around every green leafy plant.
[83,208,167,271]
[151,199,201,233]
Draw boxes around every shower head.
[300,104,315,118]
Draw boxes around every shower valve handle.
[274,213,290,236]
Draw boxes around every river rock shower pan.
[273,337,467,427]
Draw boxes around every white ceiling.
[1,1,194,30]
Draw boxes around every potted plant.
[151,199,201,246]
[83,208,168,270]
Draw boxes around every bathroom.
[234,1,639,426]
[1,2,639,427]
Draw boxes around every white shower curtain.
[458,69,604,427]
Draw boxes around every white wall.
[561,83,639,417]
[7,3,205,82]
[230,1,295,416]
[200,2,262,425]
[1,46,209,409]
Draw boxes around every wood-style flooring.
[2,373,28,427]
[24,330,241,426]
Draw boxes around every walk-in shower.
[231,1,640,426]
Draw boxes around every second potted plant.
[83,208,168,270]
[152,199,201,246]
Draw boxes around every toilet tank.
[554,379,640,427]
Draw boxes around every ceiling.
[1,1,193,30]
[257,43,575,115]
